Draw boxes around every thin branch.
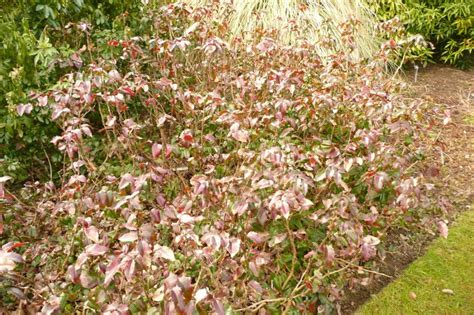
[337,258,392,278]
[282,219,297,290]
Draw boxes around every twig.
[337,259,392,278]
[283,261,313,314]
[321,264,351,280]
[41,142,53,182]
[282,219,297,290]
[235,298,287,312]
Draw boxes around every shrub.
[370,0,474,68]
[0,0,166,181]
[1,2,433,313]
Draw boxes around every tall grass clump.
[187,0,380,60]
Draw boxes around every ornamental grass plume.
[187,0,380,60]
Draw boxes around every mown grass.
[358,210,474,315]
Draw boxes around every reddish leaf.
[84,226,100,243]
[155,245,175,261]
[85,244,108,256]
[119,231,138,243]
[437,221,448,238]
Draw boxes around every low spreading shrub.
[370,0,474,68]
[0,2,437,314]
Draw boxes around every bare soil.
[340,65,474,314]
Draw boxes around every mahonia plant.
[1,2,435,314]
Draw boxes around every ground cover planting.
[1,1,467,314]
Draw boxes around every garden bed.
[1,1,473,313]
[342,65,474,313]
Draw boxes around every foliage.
[369,0,474,68]
[0,0,166,181]
[0,2,439,313]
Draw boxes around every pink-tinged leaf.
[212,299,225,315]
[67,265,80,284]
[105,116,116,129]
[41,296,60,315]
[227,237,241,258]
[81,125,93,137]
[269,233,287,247]
[202,233,222,250]
[80,270,97,289]
[152,286,165,302]
[360,237,380,261]
[229,123,249,143]
[280,201,290,219]
[152,143,162,158]
[7,287,26,300]
[84,226,99,243]
[38,95,48,107]
[104,256,121,286]
[0,176,12,184]
[233,201,249,216]
[322,199,332,209]
[256,38,275,52]
[150,209,161,223]
[170,287,186,310]
[51,107,71,120]
[75,253,88,269]
[194,288,209,303]
[255,178,274,189]
[178,214,195,224]
[155,245,175,261]
[68,175,87,186]
[123,257,136,281]
[119,173,134,190]
[360,243,376,261]
[0,250,17,272]
[326,147,340,159]
[108,70,122,81]
[373,172,388,190]
[334,172,349,191]
[7,252,23,264]
[343,158,354,172]
[85,244,108,256]
[184,22,200,35]
[247,232,269,244]
[16,104,33,116]
[315,170,326,182]
[248,280,263,294]
[301,198,314,209]
[119,231,138,243]
[249,261,259,276]
[437,221,448,238]
[323,245,335,264]
[103,303,129,315]
[362,235,381,246]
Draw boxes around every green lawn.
[358,211,474,315]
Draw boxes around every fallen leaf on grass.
[437,221,448,238]
[442,289,454,295]
[409,291,417,300]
